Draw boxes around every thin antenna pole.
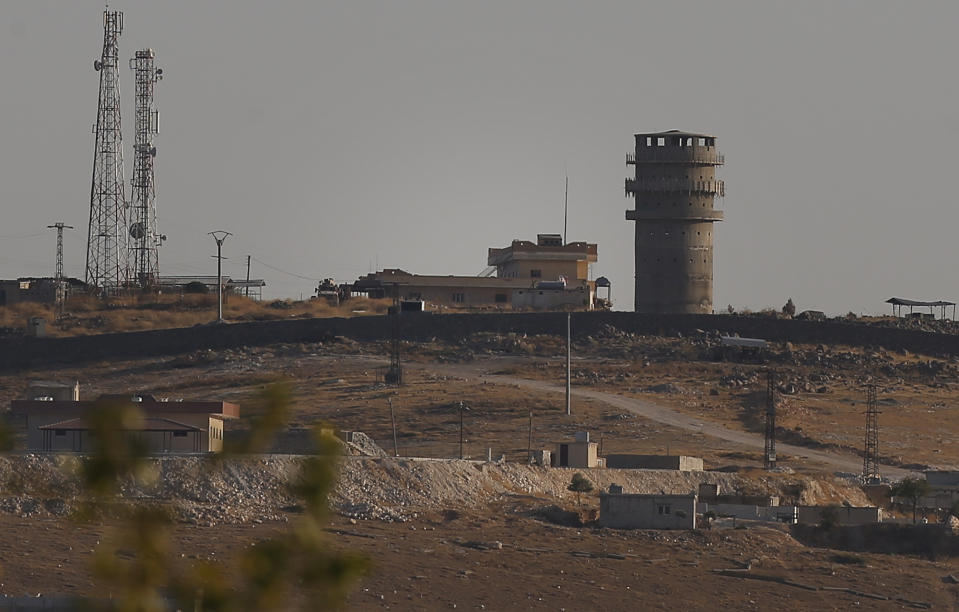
[563,175,568,245]
[48,223,75,319]
[566,312,571,416]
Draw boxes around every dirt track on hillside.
[401,359,912,479]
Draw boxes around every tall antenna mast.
[85,9,128,294]
[129,48,164,289]
[563,175,568,245]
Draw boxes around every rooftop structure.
[625,130,724,313]
[487,234,597,281]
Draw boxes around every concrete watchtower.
[625,130,724,313]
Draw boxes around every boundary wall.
[1,311,958,372]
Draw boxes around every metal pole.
[566,312,571,416]
[208,231,231,322]
[245,255,251,299]
[527,410,533,463]
[389,397,399,457]
[217,242,223,320]
[459,401,464,460]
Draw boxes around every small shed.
[553,432,599,468]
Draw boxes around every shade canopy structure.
[885,298,955,320]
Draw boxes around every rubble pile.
[0,453,870,525]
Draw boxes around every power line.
[0,231,46,239]
[249,256,321,281]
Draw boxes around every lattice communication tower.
[764,370,777,470]
[129,49,164,289]
[863,385,881,483]
[85,10,128,293]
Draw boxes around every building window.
[658,504,672,515]
[173,431,188,438]
[495,294,507,303]
[452,293,465,303]
[54,429,66,437]
[530,269,542,278]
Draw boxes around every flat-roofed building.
[10,393,238,454]
[353,234,602,310]
[599,491,697,529]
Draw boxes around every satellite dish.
[129,222,145,239]
[94,60,103,71]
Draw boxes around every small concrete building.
[600,491,697,530]
[553,432,599,468]
[604,454,703,471]
[10,392,238,454]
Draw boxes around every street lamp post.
[208,231,232,322]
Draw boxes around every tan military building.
[354,234,602,310]
[10,389,238,454]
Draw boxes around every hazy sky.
[2,2,957,314]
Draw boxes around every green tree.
[567,472,593,506]
[890,477,932,524]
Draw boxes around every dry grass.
[0,295,391,337]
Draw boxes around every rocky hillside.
[0,452,871,526]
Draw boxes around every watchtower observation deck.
[624,130,725,314]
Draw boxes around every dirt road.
[406,358,912,479]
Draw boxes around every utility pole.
[863,385,880,483]
[385,283,402,384]
[563,174,569,245]
[208,231,231,322]
[245,255,251,298]
[566,312,572,416]
[48,223,75,319]
[527,410,533,464]
[389,397,399,457]
[459,401,469,460]
[764,370,777,470]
